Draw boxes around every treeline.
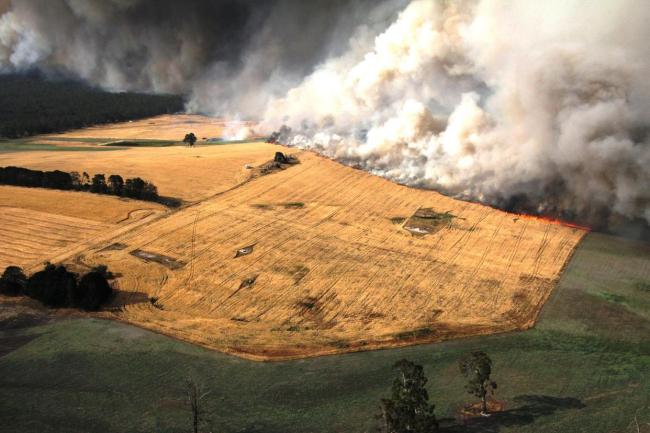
[0,166,160,202]
[0,73,184,138]
[0,264,113,311]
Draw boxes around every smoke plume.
[2,0,650,230]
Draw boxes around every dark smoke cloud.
[0,0,406,110]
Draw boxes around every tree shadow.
[104,290,152,310]
[440,394,586,433]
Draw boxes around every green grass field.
[0,141,126,152]
[0,232,649,433]
[0,137,267,152]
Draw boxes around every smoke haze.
[1,0,650,230]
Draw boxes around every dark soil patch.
[130,249,185,270]
[283,202,305,209]
[239,276,258,290]
[403,208,456,235]
[99,243,128,252]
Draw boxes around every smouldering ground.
[0,115,586,360]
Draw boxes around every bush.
[0,266,27,296]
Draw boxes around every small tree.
[458,351,497,415]
[90,174,107,194]
[70,171,82,190]
[185,377,210,433]
[0,266,27,296]
[124,177,145,199]
[141,181,158,201]
[108,174,124,196]
[81,172,91,190]
[75,270,113,311]
[183,132,197,147]
[379,359,438,433]
[26,263,77,308]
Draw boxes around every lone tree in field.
[458,351,497,415]
[379,359,438,433]
[185,377,210,433]
[183,132,197,147]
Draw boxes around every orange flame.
[509,212,591,231]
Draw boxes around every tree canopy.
[183,133,197,147]
[0,266,27,296]
[379,359,438,433]
[459,351,497,414]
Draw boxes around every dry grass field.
[48,114,253,141]
[0,116,278,202]
[0,115,587,360]
[0,186,166,271]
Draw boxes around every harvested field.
[61,149,585,360]
[49,114,253,142]
[0,186,165,223]
[0,115,586,360]
[0,141,282,202]
[0,187,166,271]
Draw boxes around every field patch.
[0,207,112,270]
[0,186,165,223]
[0,187,166,272]
[71,150,587,360]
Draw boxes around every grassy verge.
[0,233,648,433]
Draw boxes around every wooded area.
[0,73,184,138]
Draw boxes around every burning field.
[0,116,586,360]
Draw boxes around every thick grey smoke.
[0,0,406,110]
[1,0,650,229]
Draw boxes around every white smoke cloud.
[260,0,650,227]
[1,0,650,228]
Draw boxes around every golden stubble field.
[0,186,167,271]
[2,115,272,202]
[0,116,587,360]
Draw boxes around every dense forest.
[0,72,184,138]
